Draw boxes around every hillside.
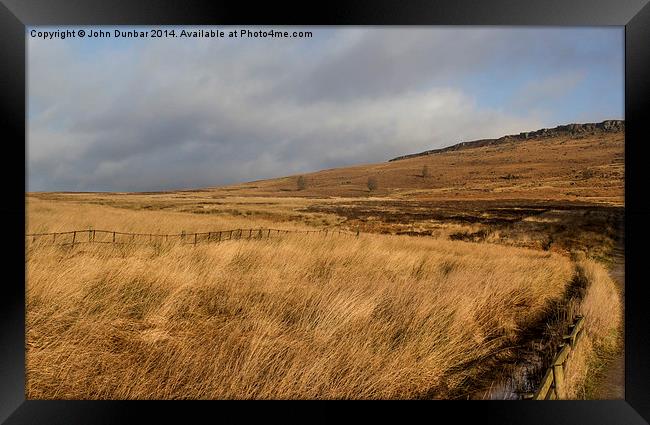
[204,120,623,206]
[388,120,624,162]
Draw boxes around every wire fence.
[25,227,360,248]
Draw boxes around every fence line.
[25,227,359,248]
[523,315,585,400]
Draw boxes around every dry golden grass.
[26,196,324,235]
[561,259,622,399]
[27,231,574,399]
[25,128,624,399]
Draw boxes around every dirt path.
[594,240,625,399]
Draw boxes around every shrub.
[297,176,306,191]
[367,176,378,192]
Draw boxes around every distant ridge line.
[388,120,625,162]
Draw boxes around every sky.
[27,26,624,192]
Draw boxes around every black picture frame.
[2,1,649,423]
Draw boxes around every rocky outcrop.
[388,120,624,162]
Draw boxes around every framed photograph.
[2,0,649,423]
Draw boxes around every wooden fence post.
[72,231,76,246]
[533,368,554,400]
[194,233,197,246]
[113,231,116,244]
[553,365,564,398]
[552,343,570,399]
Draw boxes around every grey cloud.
[268,28,620,104]
[270,29,498,103]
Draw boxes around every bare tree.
[422,165,430,178]
[367,176,378,192]
[297,175,306,191]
